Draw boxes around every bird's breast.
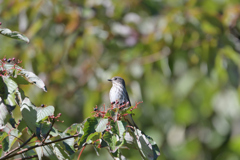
[109,85,128,105]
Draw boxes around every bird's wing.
[124,89,131,106]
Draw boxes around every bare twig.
[0,134,79,160]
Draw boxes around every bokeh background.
[1,0,240,159]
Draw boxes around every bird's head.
[108,76,126,87]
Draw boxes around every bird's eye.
[114,77,117,80]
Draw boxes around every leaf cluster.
[0,31,160,160]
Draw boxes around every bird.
[108,76,138,129]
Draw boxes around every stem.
[77,145,86,160]
[3,133,35,158]
[0,134,79,160]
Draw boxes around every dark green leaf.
[103,132,124,153]
[0,132,8,143]
[20,97,37,133]
[78,117,98,147]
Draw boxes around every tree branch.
[3,133,35,158]
[0,134,79,160]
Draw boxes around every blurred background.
[1,0,240,159]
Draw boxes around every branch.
[0,134,79,160]
[3,133,35,158]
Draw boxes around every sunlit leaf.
[2,123,22,151]
[36,105,54,122]
[0,28,29,43]
[0,98,9,129]
[19,70,47,92]
[95,118,108,132]
[131,129,160,160]
[2,76,18,107]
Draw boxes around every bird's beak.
[108,79,112,81]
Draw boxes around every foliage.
[1,0,240,159]
[0,31,159,159]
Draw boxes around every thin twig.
[3,133,35,158]
[78,145,86,160]
[0,134,79,160]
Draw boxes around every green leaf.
[0,28,29,43]
[39,122,52,138]
[59,132,75,154]
[116,120,128,138]
[62,136,75,154]
[0,60,46,92]
[0,132,8,143]
[0,98,10,129]
[64,123,80,135]
[105,107,119,121]
[20,98,55,135]
[129,129,160,160]
[2,136,9,152]
[19,70,47,92]
[61,123,83,154]
[78,117,98,147]
[52,143,71,160]
[86,132,102,144]
[35,142,56,160]
[20,144,36,159]
[20,97,37,133]
[103,132,124,153]
[17,119,27,132]
[35,140,70,160]
[36,105,54,122]
[2,123,22,151]
[2,76,18,93]
[2,76,18,108]
[95,118,108,132]
[79,117,108,146]
[0,146,2,158]
[0,76,6,97]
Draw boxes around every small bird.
[108,76,138,129]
